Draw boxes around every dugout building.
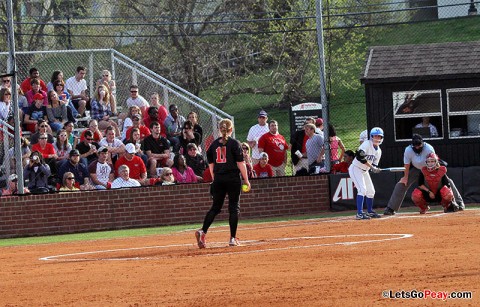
[356,41,480,205]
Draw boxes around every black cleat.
[383,207,395,215]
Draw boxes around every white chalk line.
[39,233,413,262]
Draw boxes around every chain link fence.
[1,0,480,184]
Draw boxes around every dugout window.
[393,90,443,141]
[447,87,480,139]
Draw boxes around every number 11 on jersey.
[215,146,227,163]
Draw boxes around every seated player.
[411,153,456,214]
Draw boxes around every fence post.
[89,52,94,98]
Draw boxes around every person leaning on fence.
[247,110,269,165]
[305,123,325,174]
[88,146,114,190]
[258,119,288,177]
[23,151,52,194]
[111,164,141,189]
[241,142,255,179]
[290,117,315,175]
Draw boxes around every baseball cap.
[260,152,269,159]
[125,143,136,154]
[133,114,142,120]
[33,93,44,101]
[8,174,18,182]
[69,149,80,156]
[412,134,423,146]
[315,118,323,126]
[258,110,268,118]
[98,146,108,153]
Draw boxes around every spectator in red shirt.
[21,68,47,93]
[257,120,288,177]
[31,133,58,175]
[332,150,355,174]
[125,113,151,140]
[253,152,274,178]
[115,143,148,185]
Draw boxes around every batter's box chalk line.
[39,233,413,262]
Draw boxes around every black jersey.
[207,137,244,176]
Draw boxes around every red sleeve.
[46,144,56,156]
[20,79,30,93]
[31,143,41,154]
[267,164,274,177]
[125,127,132,140]
[40,80,48,92]
[141,126,151,138]
[257,134,266,150]
[158,106,168,122]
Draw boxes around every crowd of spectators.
[1,66,357,196]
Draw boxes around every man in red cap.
[24,93,48,133]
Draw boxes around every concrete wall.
[0,175,330,239]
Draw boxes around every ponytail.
[218,119,233,145]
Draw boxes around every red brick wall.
[0,175,330,238]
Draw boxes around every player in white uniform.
[348,127,384,220]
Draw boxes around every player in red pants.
[411,153,455,214]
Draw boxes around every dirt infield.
[1,209,479,306]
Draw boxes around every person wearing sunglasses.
[0,87,12,121]
[29,119,54,145]
[58,172,80,192]
[76,130,100,166]
[58,149,93,190]
[125,85,149,115]
[160,167,175,185]
[1,174,30,196]
[185,143,207,182]
[178,120,200,155]
[125,113,151,141]
[96,70,117,115]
